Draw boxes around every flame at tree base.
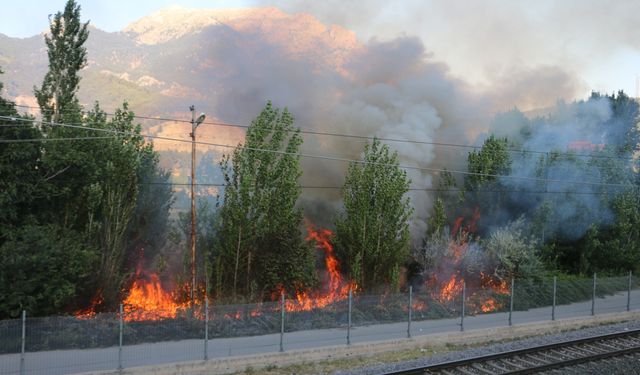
[427,208,511,314]
[282,224,356,312]
[122,273,190,321]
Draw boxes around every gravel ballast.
[337,320,640,374]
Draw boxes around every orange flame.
[479,298,498,313]
[427,208,510,314]
[438,273,464,303]
[74,292,104,319]
[122,273,187,321]
[283,224,356,312]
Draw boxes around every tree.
[0,68,42,234]
[0,69,97,318]
[465,135,510,191]
[82,103,153,307]
[483,217,542,281]
[334,138,413,292]
[214,102,315,301]
[34,0,88,124]
[0,225,96,318]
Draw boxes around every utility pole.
[190,105,206,308]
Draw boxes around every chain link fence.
[1,273,638,374]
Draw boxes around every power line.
[144,181,634,196]
[0,136,118,143]
[11,104,634,161]
[1,115,636,190]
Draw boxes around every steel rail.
[381,328,640,374]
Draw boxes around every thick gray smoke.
[201,28,489,240]
[156,6,626,244]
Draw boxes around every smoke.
[196,25,489,240]
[483,95,635,240]
[139,5,634,244]
[261,0,640,103]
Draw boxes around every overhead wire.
[142,181,632,196]
[1,115,637,190]
[10,104,635,162]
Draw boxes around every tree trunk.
[232,226,242,301]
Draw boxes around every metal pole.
[508,278,514,326]
[460,282,465,332]
[552,276,557,321]
[279,292,285,352]
[347,288,352,345]
[591,273,596,316]
[190,105,197,309]
[118,304,123,371]
[628,271,632,312]
[204,296,209,360]
[407,286,412,338]
[20,310,25,375]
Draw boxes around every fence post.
[347,288,352,345]
[204,296,209,361]
[279,292,285,352]
[20,310,25,375]
[628,271,632,312]
[460,282,465,332]
[508,278,514,326]
[407,286,412,338]
[118,304,123,371]
[591,273,596,316]
[552,276,557,321]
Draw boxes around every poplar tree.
[215,102,316,301]
[335,139,413,292]
[34,0,88,124]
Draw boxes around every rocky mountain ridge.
[0,6,360,153]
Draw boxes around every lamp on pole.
[190,105,206,307]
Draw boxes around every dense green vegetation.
[0,1,172,318]
[334,138,413,292]
[1,0,639,320]
[213,102,316,301]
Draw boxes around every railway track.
[383,328,640,374]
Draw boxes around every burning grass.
[0,274,634,353]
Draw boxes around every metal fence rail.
[0,273,638,375]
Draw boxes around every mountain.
[0,6,360,154]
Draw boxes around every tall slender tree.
[214,102,316,301]
[335,139,413,292]
[34,0,88,125]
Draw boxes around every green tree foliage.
[0,225,96,317]
[81,103,155,307]
[427,197,447,237]
[0,68,97,318]
[214,102,315,301]
[0,68,41,230]
[125,150,174,271]
[34,0,88,124]
[465,135,510,191]
[0,0,173,316]
[335,138,413,292]
[483,217,542,281]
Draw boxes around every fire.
[438,273,464,303]
[479,298,498,313]
[427,208,511,314]
[283,224,356,312]
[74,293,104,319]
[122,273,186,321]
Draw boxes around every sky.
[1,0,639,101]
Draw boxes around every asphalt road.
[2,289,640,375]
